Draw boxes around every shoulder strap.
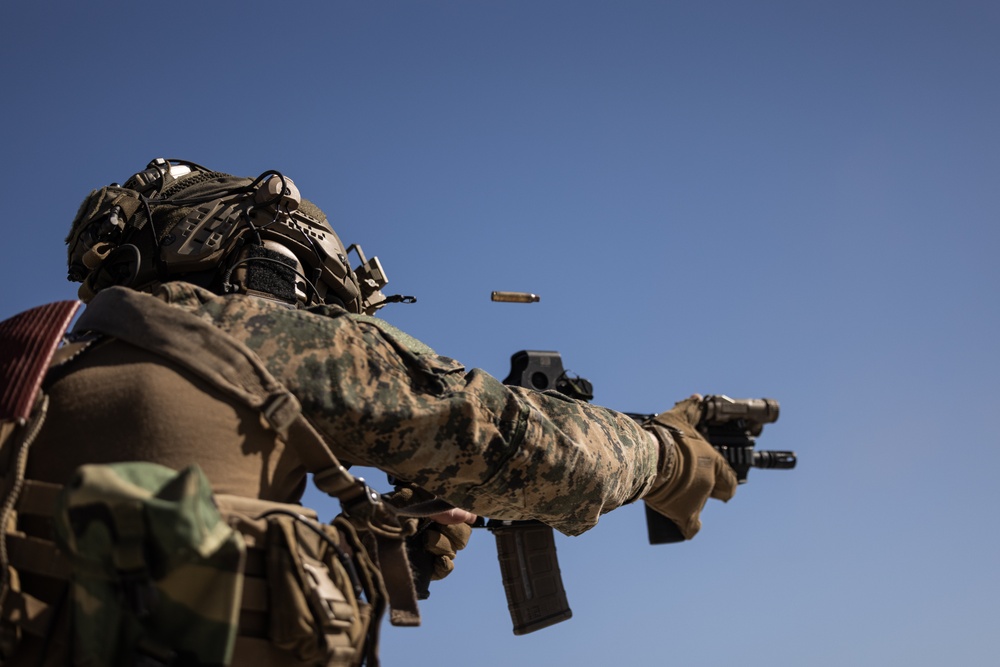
[0,301,81,425]
[76,288,421,626]
[75,288,364,501]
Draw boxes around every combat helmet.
[66,158,408,314]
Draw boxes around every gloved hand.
[419,522,473,581]
[642,395,738,539]
[388,485,474,594]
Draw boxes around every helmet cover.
[66,159,391,313]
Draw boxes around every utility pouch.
[52,462,246,667]
[215,495,382,667]
[263,513,373,667]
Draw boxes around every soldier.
[0,159,736,667]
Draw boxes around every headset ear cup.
[112,244,142,286]
[99,244,142,288]
[77,244,142,302]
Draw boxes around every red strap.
[0,301,81,422]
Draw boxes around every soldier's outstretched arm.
[187,286,731,537]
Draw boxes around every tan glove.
[421,522,473,580]
[388,485,473,585]
[642,395,738,539]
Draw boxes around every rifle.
[485,350,796,634]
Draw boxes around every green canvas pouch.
[52,462,245,667]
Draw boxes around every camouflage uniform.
[3,159,734,666]
[33,281,659,537]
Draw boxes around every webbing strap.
[374,533,420,627]
[13,480,61,518]
[75,288,420,625]
[6,533,71,581]
[75,287,357,493]
[0,301,81,423]
[0,589,55,638]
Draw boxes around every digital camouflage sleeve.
[158,282,659,536]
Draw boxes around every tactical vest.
[0,292,422,667]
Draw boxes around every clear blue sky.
[3,2,997,665]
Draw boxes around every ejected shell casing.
[491,291,540,303]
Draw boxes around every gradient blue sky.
[3,2,997,665]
